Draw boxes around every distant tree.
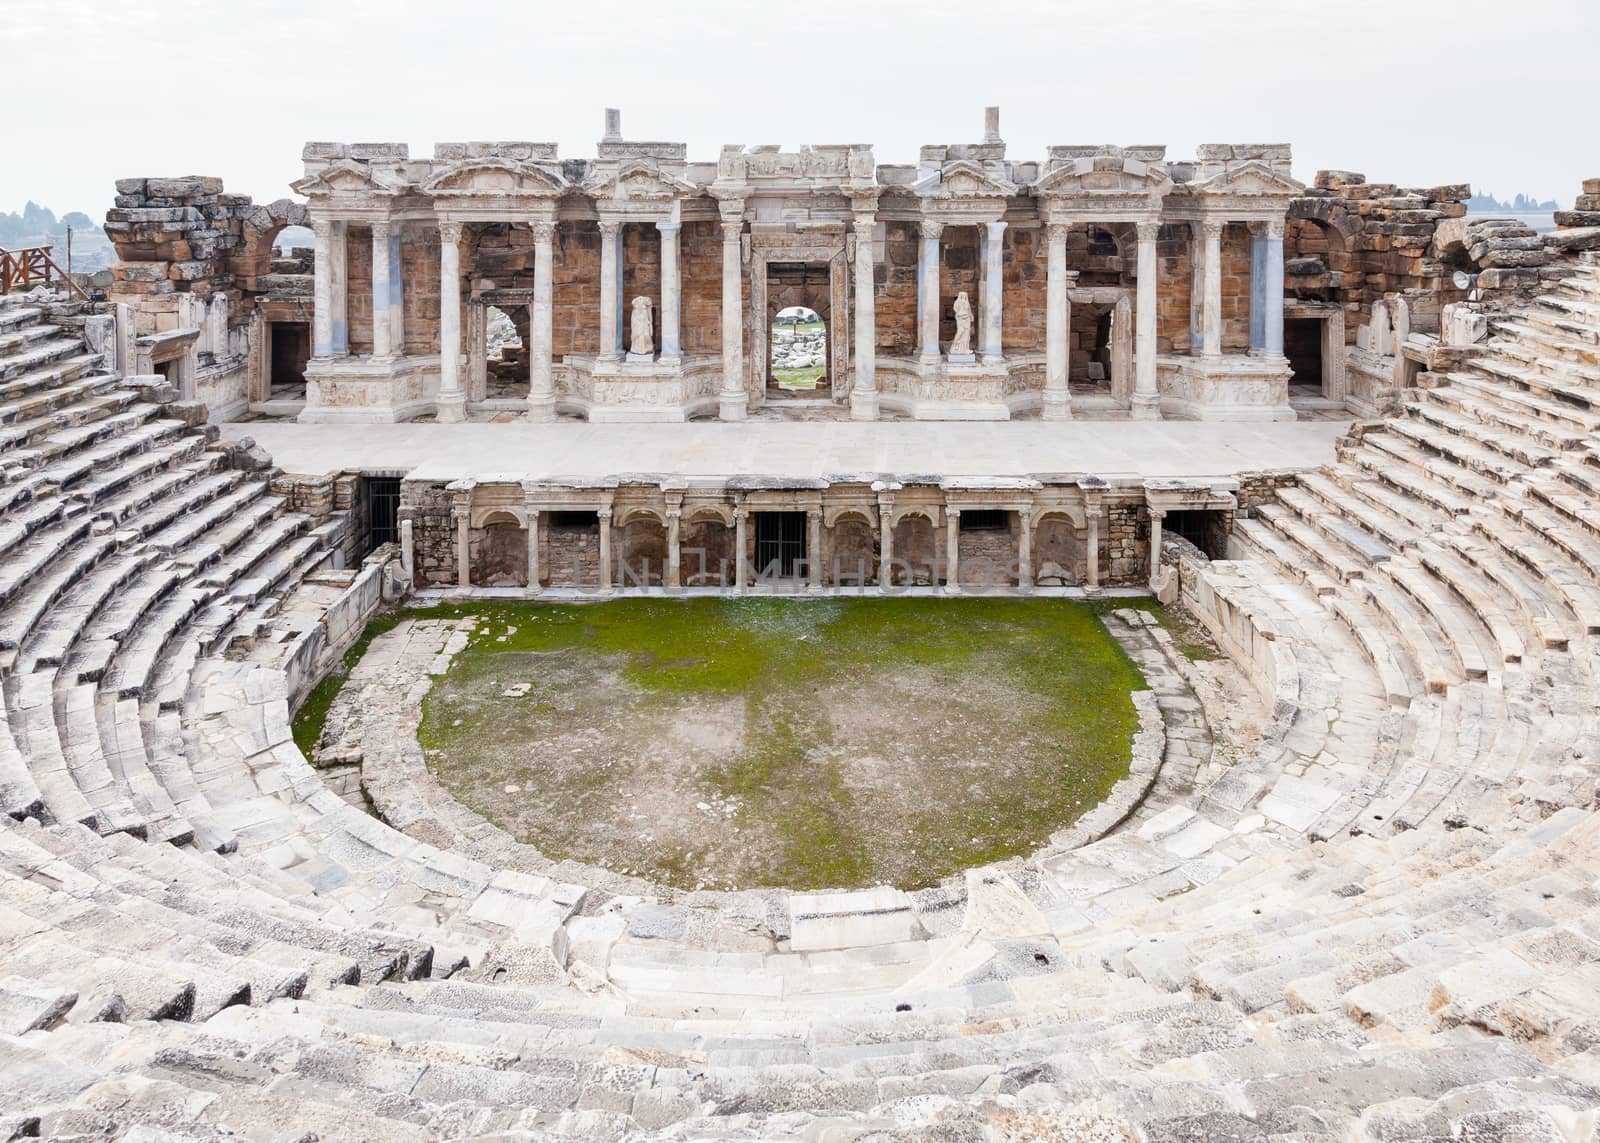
[21,201,56,233]
[61,211,94,231]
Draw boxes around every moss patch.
[405,597,1148,891]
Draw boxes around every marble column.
[1264,220,1285,357]
[1043,223,1072,421]
[399,518,415,584]
[1018,510,1033,589]
[733,507,748,592]
[528,221,556,421]
[1248,225,1267,351]
[311,219,333,359]
[1132,221,1162,420]
[982,220,1006,364]
[598,508,613,592]
[1086,509,1101,590]
[807,509,823,592]
[718,206,747,421]
[1202,219,1224,358]
[944,507,960,592]
[658,221,681,362]
[436,221,466,423]
[598,221,622,360]
[850,210,879,421]
[1147,507,1165,589]
[526,510,541,592]
[666,509,681,590]
[454,508,470,588]
[877,498,893,588]
[329,221,349,357]
[1189,225,1205,351]
[918,220,943,362]
[370,221,393,360]
[388,228,405,353]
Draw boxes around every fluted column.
[1018,510,1033,588]
[807,508,823,592]
[850,210,878,420]
[1248,224,1267,351]
[370,221,393,360]
[311,218,333,359]
[528,220,556,421]
[436,220,466,423]
[982,220,1006,364]
[1132,220,1162,420]
[718,204,747,420]
[526,509,541,592]
[1043,223,1072,421]
[918,220,943,362]
[1202,219,1224,358]
[1264,219,1285,357]
[598,507,614,592]
[658,221,681,362]
[329,221,349,357]
[666,508,681,590]
[733,506,749,592]
[877,497,894,588]
[944,507,961,592]
[598,221,621,360]
[388,227,405,354]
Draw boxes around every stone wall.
[403,482,456,586]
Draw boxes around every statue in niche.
[951,291,974,356]
[630,296,654,356]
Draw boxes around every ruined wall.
[402,231,442,357]
[878,222,920,356]
[402,482,456,586]
[553,222,601,358]
[681,221,722,355]
[1000,225,1046,354]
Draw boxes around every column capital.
[665,507,682,521]
[876,492,895,510]
[370,219,391,241]
[919,219,945,241]
[438,219,464,244]
[720,216,743,241]
[1047,222,1072,244]
[985,219,1008,237]
[946,505,961,518]
[1199,218,1225,239]
[312,218,334,240]
[597,219,622,239]
[806,507,823,522]
[597,507,614,522]
[529,220,556,243]
[1136,220,1162,243]
[655,220,681,235]
[733,504,750,521]
[1265,218,1285,240]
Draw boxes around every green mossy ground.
[307,597,1153,891]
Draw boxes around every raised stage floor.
[221,419,1350,483]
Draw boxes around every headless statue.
[630,295,654,356]
[951,291,974,356]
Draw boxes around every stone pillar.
[918,220,943,362]
[389,228,406,353]
[1147,507,1164,589]
[877,497,894,588]
[311,219,333,359]
[528,221,556,421]
[982,220,1006,364]
[1264,220,1285,357]
[666,508,681,590]
[807,509,823,592]
[598,507,613,592]
[1086,509,1101,591]
[1189,225,1205,351]
[526,510,541,592]
[1043,224,1072,421]
[436,221,466,423]
[944,507,960,592]
[1018,510,1033,589]
[1202,219,1224,358]
[598,221,622,360]
[850,210,879,421]
[329,220,349,357]
[658,221,681,362]
[718,205,747,421]
[1132,221,1162,420]
[1248,226,1267,351]
[454,507,470,588]
[399,518,415,584]
[371,221,393,360]
[733,506,749,592]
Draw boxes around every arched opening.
[1033,515,1081,585]
[475,511,528,587]
[769,304,826,392]
[484,304,531,400]
[828,515,876,586]
[890,514,941,586]
[682,516,735,586]
[1071,301,1121,392]
[619,517,666,587]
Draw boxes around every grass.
[1085,597,1222,662]
[290,610,406,756]
[386,597,1151,891]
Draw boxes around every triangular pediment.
[586,160,697,202]
[1033,156,1173,198]
[421,158,566,197]
[1194,160,1305,197]
[290,159,404,197]
[925,159,1018,199]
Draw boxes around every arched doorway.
[770,305,826,392]
[476,511,528,587]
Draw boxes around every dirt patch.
[417,598,1148,891]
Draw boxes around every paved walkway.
[222,419,1349,483]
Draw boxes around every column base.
[1129,392,1162,421]
[849,389,879,421]
[1041,392,1073,421]
[435,392,468,423]
[981,353,1004,367]
[526,394,557,422]
[719,391,749,421]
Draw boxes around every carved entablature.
[433,142,559,164]
[597,140,689,161]
[915,159,1019,223]
[712,145,878,199]
[1033,149,1174,224]
[1164,159,1305,223]
[291,159,407,201]
[418,158,567,222]
[584,160,698,222]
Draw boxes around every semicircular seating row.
[2,266,1600,1140]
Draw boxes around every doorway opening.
[362,476,401,555]
[770,306,826,392]
[1165,509,1230,560]
[485,304,530,399]
[755,511,807,579]
[1285,317,1324,398]
[270,321,310,400]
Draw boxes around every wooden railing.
[0,245,89,300]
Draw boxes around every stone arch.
[618,517,666,587]
[682,516,735,585]
[1031,510,1082,586]
[890,512,942,586]
[766,268,832,394]
[236,199,310,289]
[827,515,876,585]
[475,509,528,587]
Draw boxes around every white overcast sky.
[2,0,1593,218]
